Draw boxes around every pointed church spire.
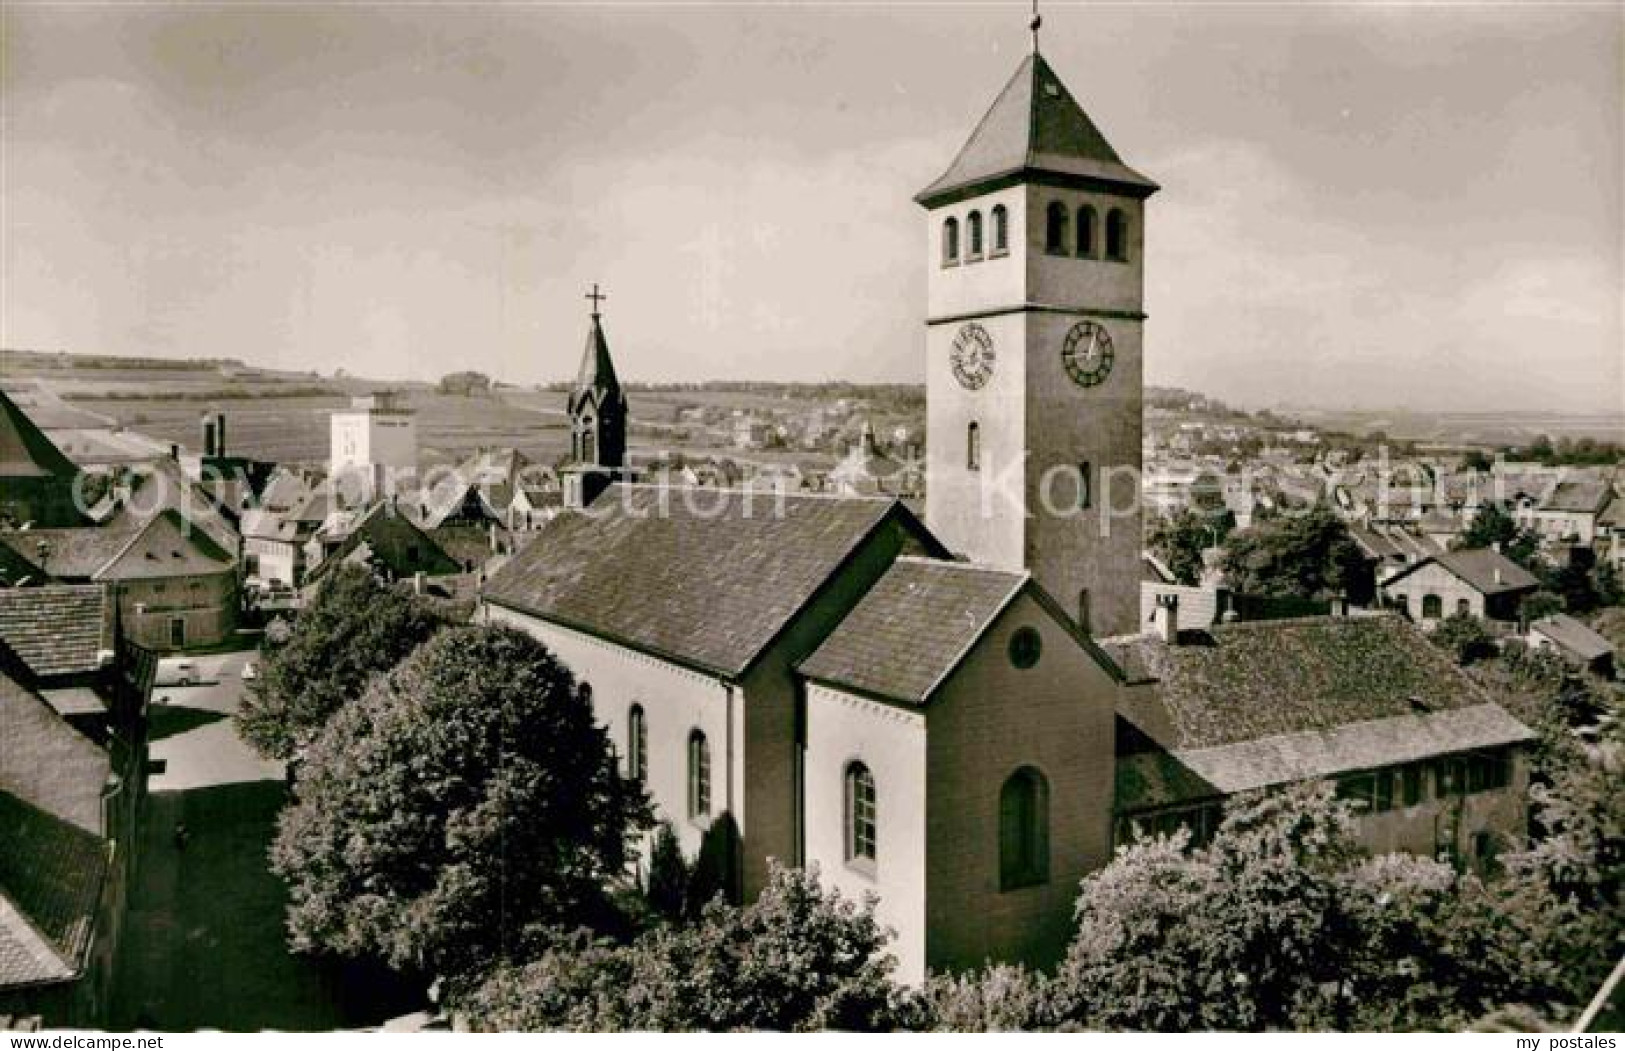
[568,285,628,471]
[914,46,1158,208]
[573,285,623,407]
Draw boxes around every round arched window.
[1008,627,1042,669]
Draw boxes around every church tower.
[564,285,629,507]
[917,29,1156,637]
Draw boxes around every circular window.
[1008,627,1043,670]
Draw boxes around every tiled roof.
[1431,548,1541,595]
[799,558,1026,704]
[0,791,106,990]
[1529,614,1615,663]
[96,508,234,580]
[0,586,112,678]
[0,526,136,581]
[1103,614,1503,751]
[305,503,461,584]
[483,485,935,678]
[0,664,112,833]
[109,466,240,552]
[1540,480,1613,515]
[916,52,1157,206]
[1349,523,1440,565]
[1116,703,1535,811]
[0,389,77,481]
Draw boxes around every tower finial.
[585,282,607,319]
[1029,0,1042,53]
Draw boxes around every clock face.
[950,323,996,390]
[1062,321,1115,388]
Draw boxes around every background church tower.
[564,284,629,507]
[917,25,1156,637]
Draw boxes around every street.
[111,648,419,1031]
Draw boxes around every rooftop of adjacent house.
[1350,522,1442,566]
[304,501,462,584]
[916,51,1157,206]
[0,790,108,991]
[0,656,113,834]
[1540,480,1614,515]
[1425,547,1541,595]
[0,525,135,581]
[1116,701,1535,812]
[482,484,940,679]
[0,586,113,679]
[0,388,78,481]
[799,558,1027,705]
[1104,613,1506,751]
[1529,613,1615,663]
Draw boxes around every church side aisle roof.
[916,52,1157,207]
[798,557,1027,705]
[480,485,941,678]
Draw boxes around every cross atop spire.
[585,282,608,318]
[1029,0,1042,53]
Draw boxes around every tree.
[437,371,493,397]
[1149,508,1233,586]
[270,625,652,980]
[456,863,899,1031]
[898,964,1055,1032]
[644,822,688,923]
[1430,612,1497,665]
[236,563,454,761]
[1053,783,1565,1031]
[1218,504,1364,601]
[1459,449,1494,473]
[1454,505,1541,570]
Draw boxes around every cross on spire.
[585,283,608,318]
[1030,0,1042,53]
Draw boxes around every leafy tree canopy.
[456,862,896,1032]
[1149,508,1234,587]
[1454,505,1541,570]
[270,624,652,980]
[1218,504,1364,601]
[237,562,455,761]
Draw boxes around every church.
[481,29,1534,983]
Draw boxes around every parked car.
[154,658,199,687]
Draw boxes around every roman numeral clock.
[1061,321,1114,388]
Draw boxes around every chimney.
[1493,566,1503,585]
[1155,593,1180,645]
[413,571,426,595]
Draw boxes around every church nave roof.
[481,485,942,678]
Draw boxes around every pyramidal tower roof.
[916,51,1157,208]
[572,313,624,409]
[0,388,78,480]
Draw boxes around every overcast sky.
[3,2,1620,413]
